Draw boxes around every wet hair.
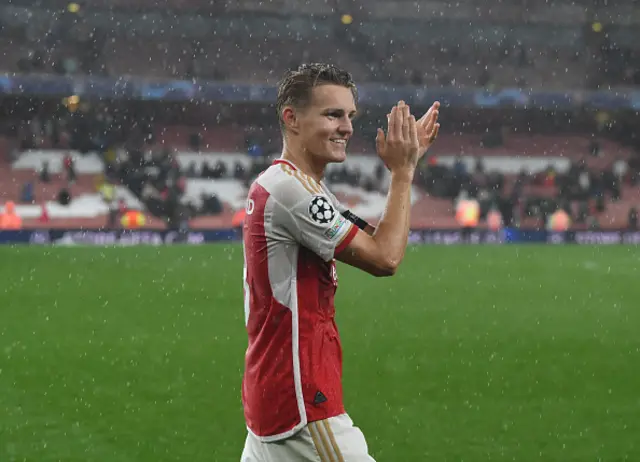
[276,63,357,130]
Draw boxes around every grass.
[1,244,639,461]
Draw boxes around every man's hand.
[376,101,420,176]
[387,101,440,161]
[416,101,440,160]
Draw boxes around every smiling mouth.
[330,139,347,145]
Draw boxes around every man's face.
[292,84,357,165]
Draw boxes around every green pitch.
[1,245,639,461]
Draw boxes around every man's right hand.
[375,101,420,177]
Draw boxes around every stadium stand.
[2,124,639,230]
[0,0,639,233]
[1,0,639,89]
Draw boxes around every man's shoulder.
[255,162,325,208]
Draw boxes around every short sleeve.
[274,194,359,262]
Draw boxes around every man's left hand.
[415,101,440,161]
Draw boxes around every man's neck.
[280,145,325,183]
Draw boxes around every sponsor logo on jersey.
[324,215,346,240]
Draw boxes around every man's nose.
[338,117,353,136]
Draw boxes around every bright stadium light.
[341,14,353,25]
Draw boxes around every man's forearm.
[372,170,414,268]
[342,209,376,235]
[363,223,376,236]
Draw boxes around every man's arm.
[334,99,439,277]
[362,223,376,236]
[335,170,413,276]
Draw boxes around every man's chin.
[309,148,347,165]
[326,149,347,164]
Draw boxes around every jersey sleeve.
[274,193,359,262]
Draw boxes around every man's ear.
[282,107,299,134]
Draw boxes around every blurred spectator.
[38,204,50,224]
[587,215,601,230]
[58,188,71,206]
[200,193,223,215]
[544,165,557,188]
[99,180,116,204]
[453,155,466,177]
[0,201,22,229]
[64,153,76,183]
[487,206,503,231]
[547,206,571,232]
[21,182,34,203]
[455,192,480,242]
[629,207,638,230]
[40,161,50,183]
[121,210,146,229]
[613,157,628,180]
[107,199,119,228]
[576,200,590,224]
[189,132,201,151]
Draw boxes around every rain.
[0,0,639,461]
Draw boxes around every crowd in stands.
[420,152,640,231]
[0,103,282,229]
[3,106,639,231]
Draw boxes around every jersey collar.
[273,159,298,171]
[273,158,326,188]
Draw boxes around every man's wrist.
[390,168,415,183]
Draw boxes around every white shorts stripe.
[309,422,332,462]
[241,414,376,462]
[322,419,346,462]
[312,421,336,462]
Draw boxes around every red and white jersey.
[241,159,359,442]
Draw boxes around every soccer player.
[240,63,440,461]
